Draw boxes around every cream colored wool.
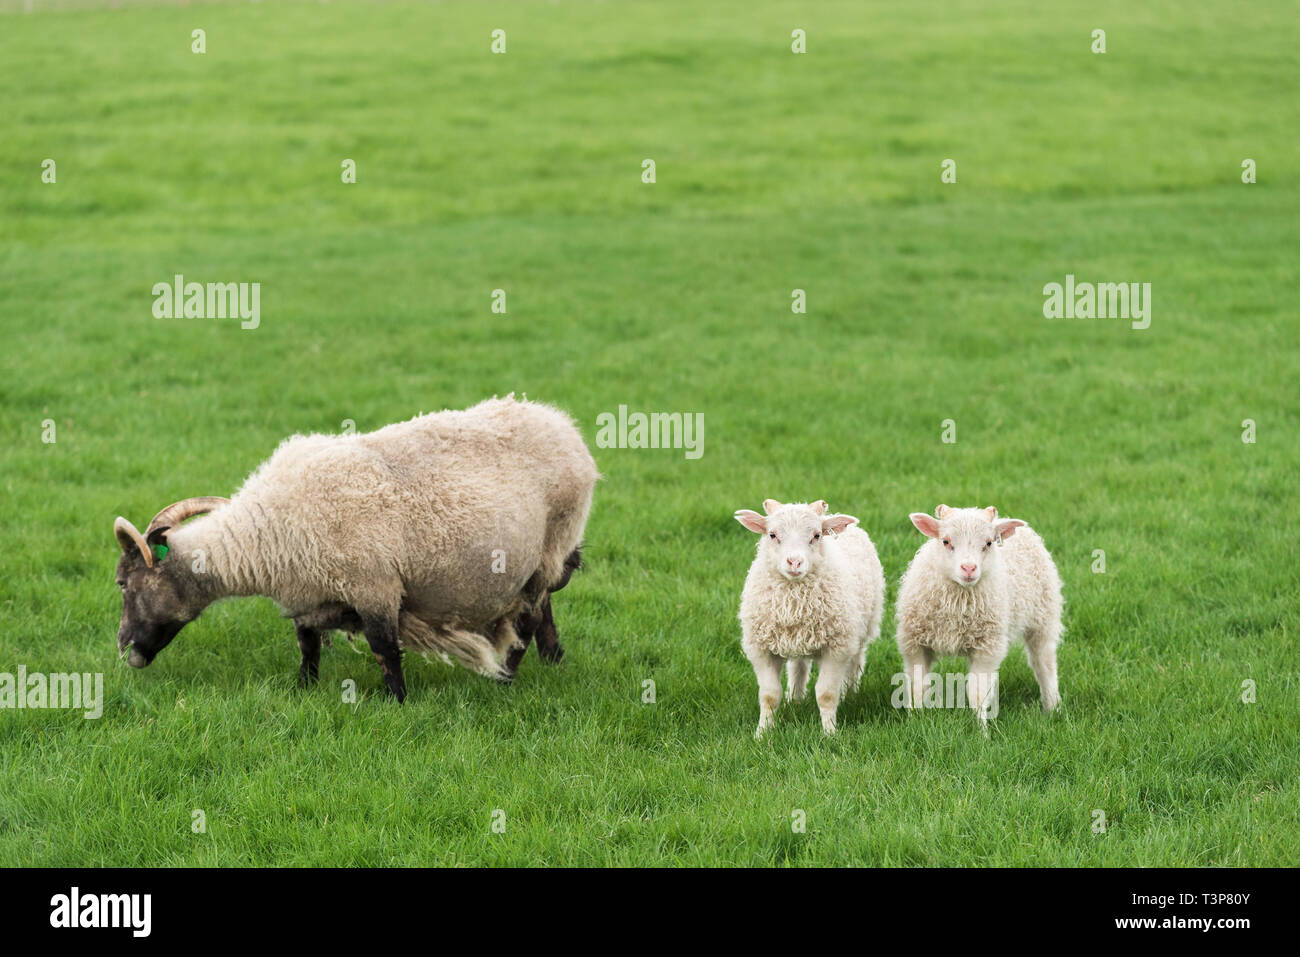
[735,500,885,737]
[162,396,597,674]
[895,505,1063,720]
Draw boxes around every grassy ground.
[0,0,1296,866]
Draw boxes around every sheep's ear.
[984,506,998,521]
[809,500,827,515]
[762,498,782,515]
[735,510,768,534]
[935,504,952,519]
[823,513,858,536]
[910,513,941,538]
[994,519,1025,542]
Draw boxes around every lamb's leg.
[901,647,934,710]
[362,613,406,703]
[294,622,322,687]
[966,653,1002,729]
[814,654,853,735]
[849,642,867,692]
[785,659,810,701]
[751,651,783,739]
[1023,626,1061,712]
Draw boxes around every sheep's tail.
[398,614,509,681]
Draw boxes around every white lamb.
[734,499,885,737]
[895,505,1063,724]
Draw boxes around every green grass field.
[1,0,1297,866]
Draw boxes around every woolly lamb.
[734,499,885,737]
[112,396,597,700]
[895,505,1063,723]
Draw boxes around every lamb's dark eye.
[984,540,993,549]
[942,539,950,547]
[769,532,776,540]
[813,533,820,541]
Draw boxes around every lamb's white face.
[909,506,1024,587]
[735,499,858,582]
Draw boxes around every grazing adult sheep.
[895,505,1063,723]
[734,499,885,737]
[112,396,597,700]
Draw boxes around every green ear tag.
[153,544,169,561]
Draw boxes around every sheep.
[734,499,885,737]
[112,395,598,700]
[895,505,1063,724]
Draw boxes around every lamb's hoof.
[538,643,564,664]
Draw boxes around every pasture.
[0,0,1296,865]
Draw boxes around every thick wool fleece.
[739,526,885,664]
[163,396,597,646]
[896,521,1062,662]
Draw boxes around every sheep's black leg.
[505,603,542,680]
[534,594,564,664]
[361,614,406,703]
[533,547,580,664]
[504,548,582,677]
[295,622,322,687]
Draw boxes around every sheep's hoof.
[538,643,565,664]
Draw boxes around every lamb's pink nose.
[786,556,803,570]
[960,564,977,576]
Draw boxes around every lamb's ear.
[910,513,941,538]
[994,519,1025,541]
[823,513,858,536]
[735,510,768,534]
[809,500,828,515]
[762,498,782,515]
[984,506,998,521]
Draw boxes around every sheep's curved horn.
[145,497,230,541]
[114,517,154,568]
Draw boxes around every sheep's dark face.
[114,544,200,668]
